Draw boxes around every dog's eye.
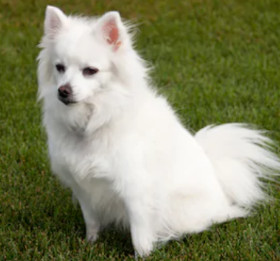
[83,67,99,76]
[56,64,65,73]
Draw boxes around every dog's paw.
[131,229,154,257]
[87,232,99,243]
[86,225,99,243]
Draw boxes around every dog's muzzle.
[58,84,75,105]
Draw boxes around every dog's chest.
[48,132,113,187]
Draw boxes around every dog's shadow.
[95,227,135,258]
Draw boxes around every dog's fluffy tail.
[195,123,279,209]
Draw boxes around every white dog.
[38,6,279,256]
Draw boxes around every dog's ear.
[97,11,126,51]
[44,6,67,38]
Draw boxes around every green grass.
[0,0,279,260]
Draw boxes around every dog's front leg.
[125,195,156,257]
[79,199,100,243]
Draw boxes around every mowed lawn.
[0,0,279,260]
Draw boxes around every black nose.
[58,84,72,98]
[58,84,74,105]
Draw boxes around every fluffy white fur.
[37,6,280,256]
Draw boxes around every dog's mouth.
[58,95,77,105]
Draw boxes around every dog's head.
[38,6,133,106]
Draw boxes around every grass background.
[0,0,279,260]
